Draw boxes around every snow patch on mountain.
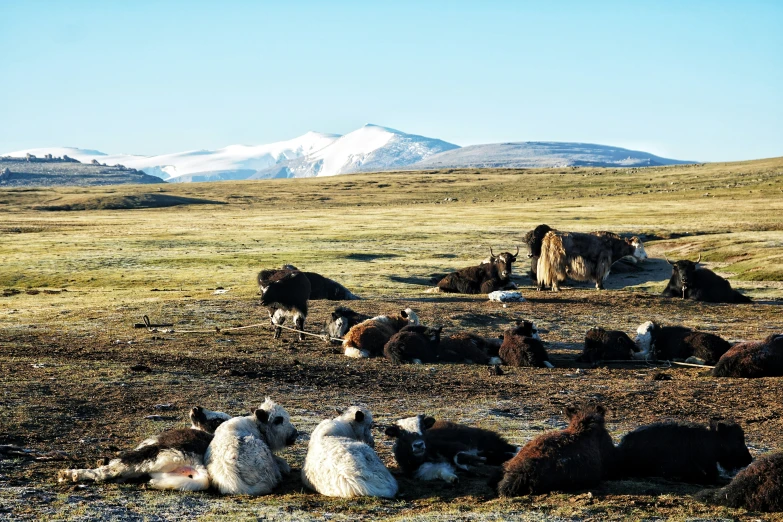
[411,141,692,169]
[250,124,459,179]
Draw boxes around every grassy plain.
[1,157,782,520]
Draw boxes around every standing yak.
[537,231,614,291]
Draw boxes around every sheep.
[324,306,371,345]
[258,268,311,341]
[57,406,231,491]
[438,332,504,365]
[499,322,553,368]
[301,406,398,498]
[577,327,637,363]
[385,415,517,484]
[342,308,419,359]
[697,451,783,512]
[205,398,298,495]
[383,325,443,364]
[495,403,615,495]
[634,321,731,365]
[612,420,752,484]
[712,333,783,378]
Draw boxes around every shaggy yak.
[302,406,398,498]
[661,254,752,303]
[697,451,783,513]
[577,327,638,363]
[590,231,648,264]
[499,321,553,368]
[323,306,371,344]
[494,403,615,495]
[633,321,731,365]
[612,420,752,484]
[435,248,518,294]
[385,415,518,484]
[57,406,231,491]
[342,308,419,359]
[205,398,298,495]
[712,333,783,378]
[537,231,613,291]
[383,325,443,364]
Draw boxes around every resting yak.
[435,248,518,294]
[661,254,751,303]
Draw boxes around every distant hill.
[0,157,164,187]
[3,128,694,184]
[410,142,692,169]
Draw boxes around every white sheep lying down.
[205,398,298,495]
[302,406,398,498]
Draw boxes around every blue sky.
[1,1,781,161]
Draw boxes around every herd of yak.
[57,401,781,512]
[54,224,782,513]
[256,224,779,378]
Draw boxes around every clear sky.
[1,1,781,161]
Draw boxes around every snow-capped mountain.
[4,132,341,182]
[410,142,690,169]
[250,124,459,179]
[2,127,692,183]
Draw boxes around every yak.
[435,248,518,294]
[661,254,751,303]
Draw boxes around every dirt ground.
[1,264,781,521]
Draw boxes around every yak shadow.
[403,296,485,304]
[345,253,399,262]
[602,477,715,497]
[557,258,670,291]
[388,275,436,286]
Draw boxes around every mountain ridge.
[3,126,694,183]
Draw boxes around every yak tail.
[732,291,752,304]
[537,233,567,289]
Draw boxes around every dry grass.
[1,158,782,520]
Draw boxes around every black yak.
[661,254,751,303]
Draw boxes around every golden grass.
[1,157,782,315]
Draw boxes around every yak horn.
[489,247,495,257]
[696,253,701,264]
[514,245,519,256]
[664,253,673,265]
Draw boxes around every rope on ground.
[591,359,717,369]
[670,360,716,369]
[140,315,343,343]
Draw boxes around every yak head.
[488,247,518,279]
[710,420,753,474]
[628,236,648,262]
[385,415,437,472]
[523,224,553,258]
[666,254,701,297]
[189,406,231,434]
[254,397,299,450]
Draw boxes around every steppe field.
[1,158,783,521]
